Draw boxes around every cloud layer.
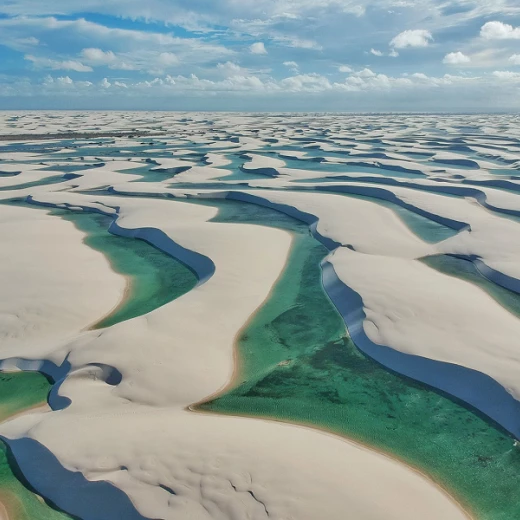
[0,1,519,110]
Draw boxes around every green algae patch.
[0,372,50,421]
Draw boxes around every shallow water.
[182,182,458,244]
[213,154,269,182]
[58,211,198,329]
[486,168,520,177]
[116,164,190,183]
[253,150,427,178]
[421,255,520,317]
[198,197,520,520]
[315,189,459,243]
[0,175,68,191]
[0,372,73,520]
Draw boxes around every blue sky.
[1,1,520,111]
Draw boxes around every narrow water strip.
[0,372,73,520]
[48,209,199,329]
[421,255,520,317]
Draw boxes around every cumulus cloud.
[481,21,520,40]
[4,67,517,108]
[25,54,92,72]
[281,73,332,92]
[39,75,93,91]
[390,29,433,49]
[356,68,376,78]
[217,61,242,73]
[250,42,267,54]
[4,2,520,109]
[216,61,249,77]
[157,52,179,66]
[57,76,73,85]
[81,48,116,64]
[443,52,471,65]
[492,70,520,80]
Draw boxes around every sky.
[1,1,520,111]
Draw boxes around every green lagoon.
[57,210,198,329]
[197,197,520,520]
[0,372,72,520]
[422,255,520,317]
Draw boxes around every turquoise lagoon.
[196,197,520,520]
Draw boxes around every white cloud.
[115,62,138,71]
[283,61,299,73]
[443,52,471,65]
[0,0,513,35]
[0,16,234,66]
[157,52,179,66]
[273,35,322,50]
[339,72,413,91]
[4,2,520,108]
[356,68,376,78]
[81,48,116,64]
[25,54,92,72]
[81,47,178,74]
[390,29,433,49]
[57,76,73,85]
[217,61,242,72]
[216,61,247,77]
[16,36,39,46]
[40,74,92,91]
[280,73,332,92]
[492,70,520,80]
[481,21,520,40]
[5,68,518,106]
[347,5,366,17]
[231,18,323,50]
[250,42,267,54]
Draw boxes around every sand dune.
[1,111,518,520]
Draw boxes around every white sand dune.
[1,408,469,520]
[0,167,64,189]
[0,204,125,359]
